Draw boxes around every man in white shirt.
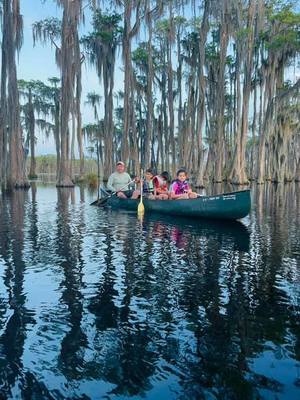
[107,161,139,199]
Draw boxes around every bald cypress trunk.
[271,64,285,183]
[257,57,276,184]
[250,68,258,180]
[122,1,140,171]
[57,4,74,186]
[4,0,29,190]
[76,63,84,179]
[214,2,229,183]
[70,103,76,180]
[176,26,183,166]
[0,22,8,188]
[121,4,131,165]
[144,3,154,169]
[105,72,114,179]
[102,56,115,180]
[167,2,176,175]
[296,157,300,182]
[229,1,256,185]
[28,88,37,179]
[195,0,209,187]
[54,97,61,181]
[57,0,82,187]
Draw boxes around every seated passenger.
[107,161,139,199]
[153,171,170,200]
[143,168,155,199]
[170,169,198,200]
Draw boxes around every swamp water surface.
[0,183,299,400]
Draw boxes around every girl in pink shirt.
[170,169,198,200]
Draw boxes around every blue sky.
[19,0,123,155]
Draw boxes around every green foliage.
[95,31,113,43]
[267,30,300,51]
[29,156,98,179]
[155,19,172,35]
[81,10,122,81]
[32,17,61,45]
[28,174,38,180]
[236,27,251,41]
[205,43,219,62]
[84,172,98,188]
[92,10,122,43]
[226,55,234,66]
[132,45,149,66]
[83,122,104,142]
[190,16,201,30]
[114,106,124,124]
[270,5,300,25]
[174,16,187,25]
[132,42,160,75]
[265,4,300,53]
[182,31,199,53]
[247,136,259,149]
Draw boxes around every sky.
[19,0,123,155]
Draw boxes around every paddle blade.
[137,201,145,215]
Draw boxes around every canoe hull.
[101,189,251,220]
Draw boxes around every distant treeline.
[26,156,98,179]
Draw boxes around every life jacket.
[172,179,190,195]
[143,179,154,193]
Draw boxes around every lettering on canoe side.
[223,194,236,201]
[200,195,237,202]
[202,196,220,202]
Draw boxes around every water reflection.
[142,213,250,252]
[0,184,298,399]
[0,191,35,398]
[56,188,88,380]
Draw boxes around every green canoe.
[100,189,251,220]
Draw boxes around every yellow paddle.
[137,170,145,216]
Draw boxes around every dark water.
[0,183,299,400]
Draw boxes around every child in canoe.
[153,171,170,200]
[170,169,198,200]
[142,168,155,199]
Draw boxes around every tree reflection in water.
[0,190,36,398]
[0,184,299,399]
[56,188,88,380]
